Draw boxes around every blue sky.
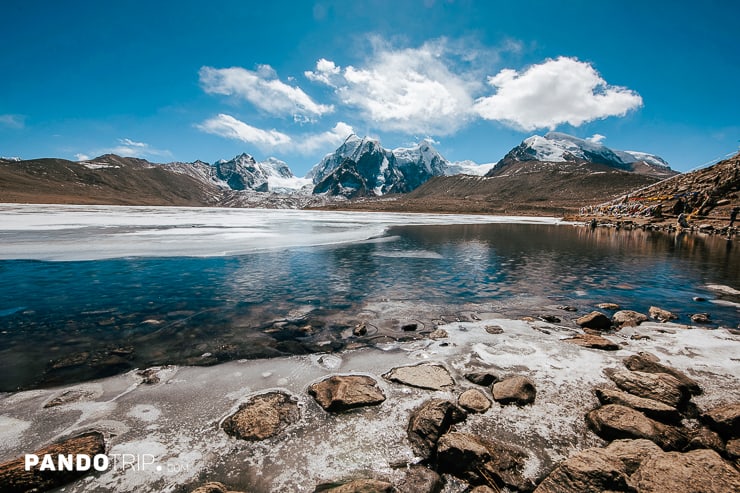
[1,0,738,174]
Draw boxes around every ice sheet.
[0,204,564,261]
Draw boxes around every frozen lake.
[0,204,738,391]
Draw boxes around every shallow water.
[0,209,738,391]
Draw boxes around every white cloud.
[474,57,643,131]
[200,65,334,120]
[587,133,607,144]
[197,114,292,148]
[74,153,91,161]
[103,138,173,159]
[306,39,480,135]
[0,114,25,129]
[197,114,353,155]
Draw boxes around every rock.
[532,447,631,493]
[557,305,578,312]
[436,432,534,492]
[485,325,504,334]
[407,399,467,458]
[687,426,726,454]
[702,402,740,439]
[622,354,702,396]
[539,315,561,323]
[401,323,418,332]
[576,311,612,331]
[470,487,497,493]
[606,369,690,407]
[396,465,442,493]
[458,389,492,413]
[603,438,663,475]
[49,351,90,369]
[690,313,711,324]
[586,404,687,451]
[693,296,707,302]
[492,376,536,406]
[597,303,621,310]
[383,364,455,390]
[648,306,678,322]
[464,372,498,387]
[137,368,161,385]
[631,448,740,492]
[308,375,386,413]
[353,323,367,336]
[0,431,106,493]
[428,328,447,340]
[563,333,619,351]
[43,388,97,408]
[320,479,394,492]
[612,310,648,328]
[594,387,682,423]
[191,482,227,493]
[727,438,740,460]
[221,391,300,441]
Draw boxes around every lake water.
[0,205,738,391]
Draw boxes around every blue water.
[0,223,738,391]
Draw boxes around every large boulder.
[606,369,690,407]
[308,375,386,412]
[622,354,702,395]
[586,404,687,451]
[594,387,682,423]
[492,376,537,406]
[436,432,534,492]
[576,311,612,331]
[407,399,467,459]
[612,310,648,328]
[221,391,300,441]
[648,306,678,322]
[0,431,106,493]
[383,364,455,390]
[701,402,740,439]
[532,447,631,493]
[603,439,663,475]
[631,448,740,492]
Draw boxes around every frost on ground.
[0,311,738,493]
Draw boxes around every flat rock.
[576,311,612,331]
[492,376,536,406]
[464,372,498,387]
[631,448,740,492]
[436,431,534,492]
[586,404,687,451]
[308,375,385,413]
[532,447,631,493]
[458,389,491,413]
[606,369,690,407]
[320,479,394,492]
[383,364,454,390]
[407,399,467,459]
[221,391,300,441]
[563,333,619,351]
[649,306,678,322]
[594,387,682,423]
[623,353,702,395]
[701,402,740,439]
[396,465,442,493]
[0,431,105,493]
[612,310,648,328]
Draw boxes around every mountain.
[209,153,310,193]
[309,135,451,197]
[487,132,676,178]
[444,160,496,176]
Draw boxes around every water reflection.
[0,223,737,390]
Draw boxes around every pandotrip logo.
[23,453,182,473]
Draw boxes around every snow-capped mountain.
[488,132,675,178]
[444,160,496,176]
[0,156,21,162]
[208,153,309,192]
[309,135,452,197]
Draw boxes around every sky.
[1,0,738,174]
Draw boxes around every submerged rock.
[576,311,612,331]
[631,448,740,492]
[308,375,386,413]
[622,354,702,396]
[563,333,619,351]
[586,404,687,450]
[612,310,648,328]
[0,431,106,493]
[458,389,492,413]
[492,376,536,406]
[606,369,690,407]
[690,313,711,324]
[407,399,467,459]
[221,391,300,441]
[648,306,678,322]
[383,363,455,390]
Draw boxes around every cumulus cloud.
[474,57,643,131]
[200,65,334,120]
[197,114,353,154]
[74,153,91,161]
[0,114,25,128]
[305,39,480,135]
[587,133,607,144]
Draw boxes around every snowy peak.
[213,153,308,192]
[490,132,676,178]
